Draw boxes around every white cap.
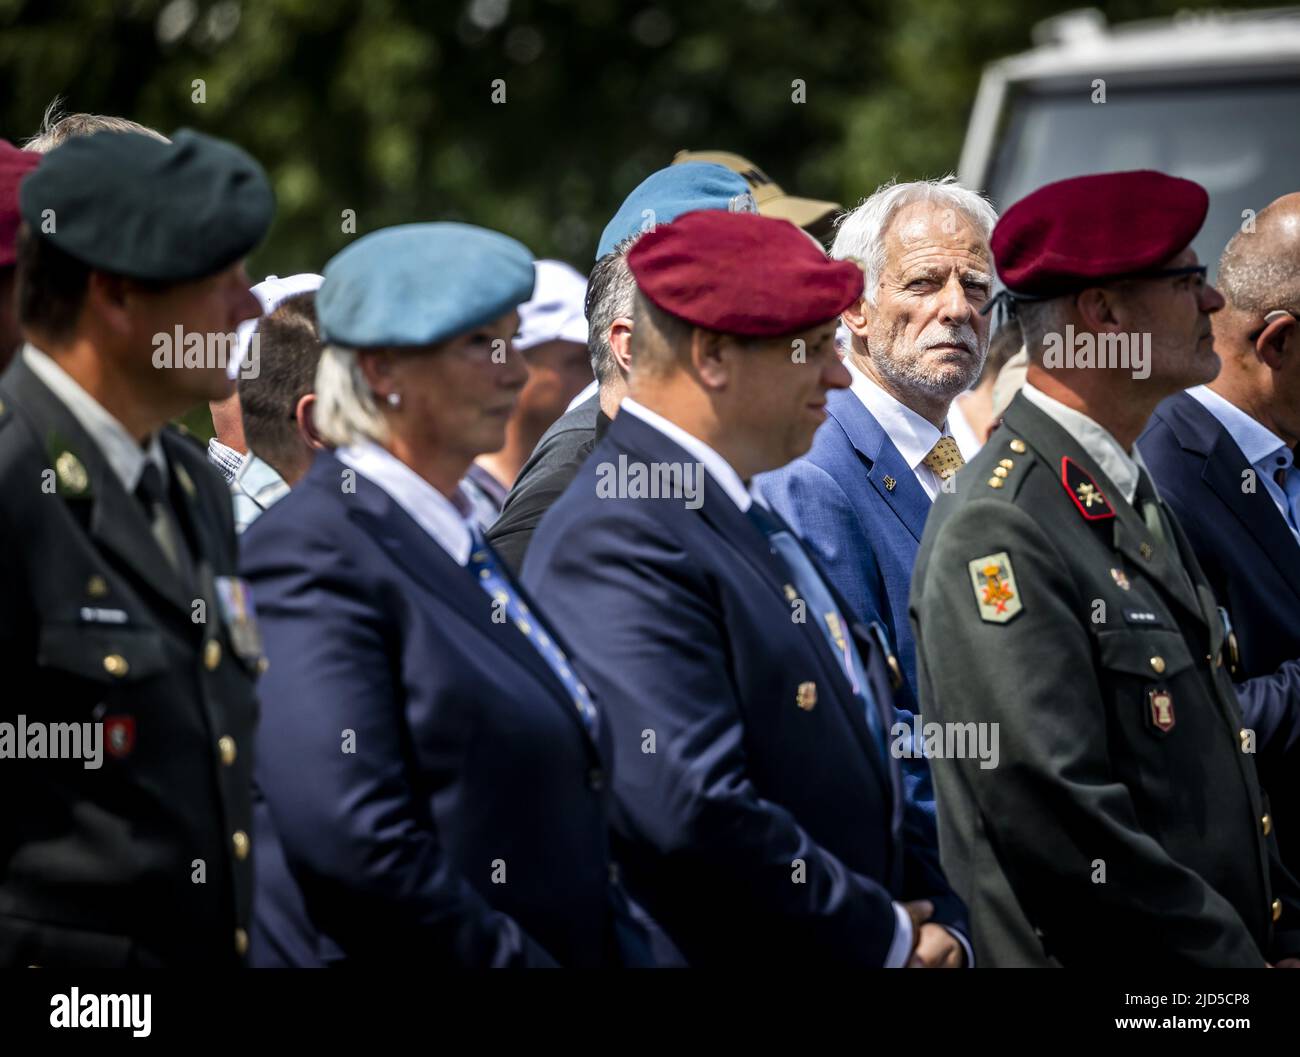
[229,272,325,379]
[515,260,588,352]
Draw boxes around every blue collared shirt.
[1189,386,1300,546]
[231,452,291,534]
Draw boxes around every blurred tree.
[0,0,1262,274]
[0,0,1268,434]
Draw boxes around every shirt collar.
[620,397,759,512]
[22,343,166,494]
[336,439,476,565]
[233,451,290,507]
[843,356,951,470]
[1021,382,1143,504]
[207,438,246,484]
[1187,385,1293,471]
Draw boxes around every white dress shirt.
[620,398,761,512]
[1021,383,1145,506]
[336,440,476,564]
[619,396,928,967]
[843,358,972,500]
[23,344,167,493]
[1188,385,1300,546]
[947,395,985,460]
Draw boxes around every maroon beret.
[992,170,1209,298]
[0,139,41,268]
[626,209,863,337]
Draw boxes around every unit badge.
[104,715,136,759]
[968,551,1022,624]
[1148,688,1175,733]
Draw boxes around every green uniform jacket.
[910,391,1300,967]
[0,356,260,967]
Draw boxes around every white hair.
[831,175,998,305]
[312,345,390,447]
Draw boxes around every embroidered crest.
[1148,688,1175,733]
[968,551,1022,624]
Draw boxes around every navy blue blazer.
[1139,392,1300,869]
[523,410,967,966]
[240,451,634,967]
[757,386,938,812]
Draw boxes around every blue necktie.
[466,531,599,739]
[745,502,885,750]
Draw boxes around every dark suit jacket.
[523,410,967,966]
[241,450,636,967]
[0,355,258,967]
[1139,391,1300,870]
[912,393,1300,967]
[487,393,609,574]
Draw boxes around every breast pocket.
[1095,627,1202,850]
[36,623,171,710]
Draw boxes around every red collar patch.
[1061,456,1116,521]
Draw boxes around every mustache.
[917,324,980,354]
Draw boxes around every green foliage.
[2,0,1261,282]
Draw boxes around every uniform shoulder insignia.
[968,551,1022,623]
[1060,456,1115,521]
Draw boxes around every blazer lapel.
[4,356,195,616]
[329,455,598,748]
[1200,424,1300,606]
[611,414,896,800]
[826,389,930,542]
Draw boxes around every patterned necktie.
[746,502,885,751]
[921,436,965,481]
[466,531,599,738]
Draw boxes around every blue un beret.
[19,128,273,282]
[317,223,535,348]
[595,162,756,260]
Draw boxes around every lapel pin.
[795,681,817,711]
[55,451,89,495]
[882,475,896,492]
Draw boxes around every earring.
[386,392,402,408]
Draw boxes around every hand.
[1275,958,1300,968]
[901,899,933,966]
[911,923,965,968]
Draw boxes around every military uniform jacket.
[910,391,1300,967]
[0,357,258,967]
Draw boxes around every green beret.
[19,128,274,281]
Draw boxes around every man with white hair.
[759,177,997,737]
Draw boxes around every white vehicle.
[959,6,1300,275]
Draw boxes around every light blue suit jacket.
[758,386,937,814]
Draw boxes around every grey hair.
[1015,297,1074,363]
[585,243,638,385]
[1218,227,1300,316]
[831,175,998,306]
[312,344,391,447]
[24,97,169,154]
